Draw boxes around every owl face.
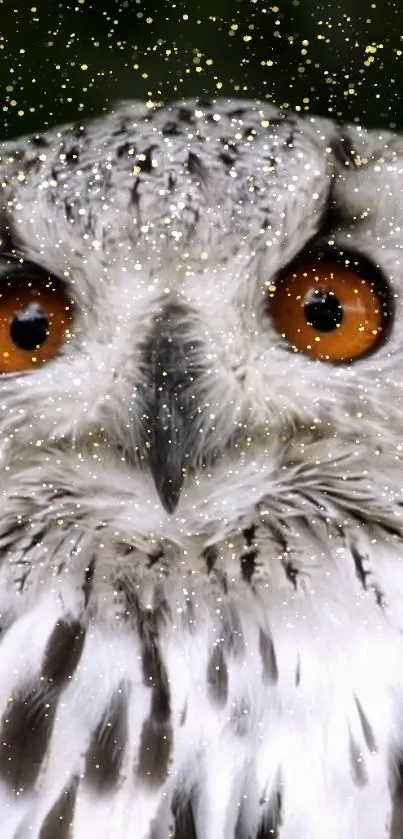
[0,99,402,546]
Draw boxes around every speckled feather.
[0,98,402,838]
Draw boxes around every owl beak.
[148,378,186,514]
[146,328,195,514]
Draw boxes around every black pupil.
[304,288,343,333]
[10,302,49,351]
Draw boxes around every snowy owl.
[0,96,402,839]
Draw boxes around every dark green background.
[0,0,402,140]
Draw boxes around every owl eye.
[268,252,392,363]
[0,271,73,374]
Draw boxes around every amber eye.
[0,273,73,374]
[269,257,391,362]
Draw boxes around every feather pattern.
[0,98,403,836]
[0,447,401,838]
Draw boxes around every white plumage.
[0,97,402,838]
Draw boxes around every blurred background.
[0,0,402,140]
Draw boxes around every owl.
[0,95,402,839]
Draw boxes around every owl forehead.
[0,99,333,276]
[2,99,403,341]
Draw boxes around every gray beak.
[144,319,200,514]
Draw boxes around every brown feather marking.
[206,644,228,706]
[85,688,128,791]
[172,794,197,839]
[42,620,85,684]
[355,696,377,753]
[0,685,54,789]
[137,712,173,787]
[259,791,282,838]
[38,776,79,839]
[259,628,279,684]
[129,585,174,786]
[137,653,173,787]
[221,601,244,656]
[0,619,85,790]
[349,732,368,786]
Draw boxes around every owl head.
[0,99,402,547]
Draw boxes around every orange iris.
[269,259,390,362]
[0,275,73,374]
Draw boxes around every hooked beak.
[144,322,200,514]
